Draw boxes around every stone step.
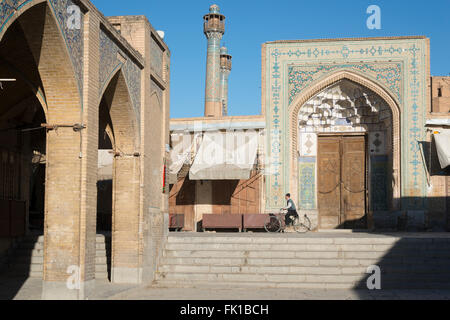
[155,271,450,286]
[163,249,450,259]
[153,280,356,289]
[10,248,44,257]
[95,264,108,272]
[167,235,450,245]
[20,235,44,243]
[9,255,44,264]
[160,256,450,267]
[164,242,450,252]
[157,264,450,275]
[160,234,450,289]
[95,256,108,264]
[95,272,109,279]
[96,235,110,243]
[18,242,44,250]
[2,234,111,280]
[153,279,450,290]
[8,263,43,272]
[155,272,367,284]
[96,243,108,250]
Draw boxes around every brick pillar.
[111,155,141,283]
[42,128,93,299]
[41,9,99,300]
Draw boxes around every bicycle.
[264,209,311,233]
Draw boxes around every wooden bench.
[243,214,269,231]
[169,214,185,231]
[202,214,243,232]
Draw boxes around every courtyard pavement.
[1,276,450,300]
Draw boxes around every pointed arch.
[0,0,47,42]
[100,68,140,154]
[288,70,401,209]
[98,68,141,284]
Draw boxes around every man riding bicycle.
[283,193,299,228]
[264,193,311,233]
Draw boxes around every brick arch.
[1,1,87,293]
[0,0,47,42]
[288,70,401,209]
[99,68,141,284]
[0,58,49,117]
[2,1,83,120]
[101,69,139,154]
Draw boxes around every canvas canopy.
[434,133,450,169]
[189,130,258,180]
[169,133,195,184]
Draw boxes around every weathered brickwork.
[0,0,169,299]
[431,77,450,114]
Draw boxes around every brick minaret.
[219,46,232,116]
[203,4,225,117]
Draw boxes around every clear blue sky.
[92,0,450,118]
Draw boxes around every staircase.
[1,234,111,280]
[154,233,450,289]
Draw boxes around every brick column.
[111,155,141,283]
[41,10,99,300]
[42,128,90,299]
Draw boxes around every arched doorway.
[290,77,400,230]
[98,69,141,283]
[0,1,90,299]
[0,2,52,283]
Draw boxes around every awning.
[168,152,189,184]
[168,133,196,184]
[434,134,450,169]
[189,131,258,180]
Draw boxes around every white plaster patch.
[299,133,317,157]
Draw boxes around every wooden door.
[318,135,367,229]
[341,136,366,228]
[318,137,341,229]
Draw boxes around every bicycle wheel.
[264,214,281,233]
[293,214,311,233]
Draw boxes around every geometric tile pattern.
[370,155,389,211]
[205,33,222,103]
[264,38,428,211]
[289,62,402,105]
[1,0,31,33]
[99,29,142,123]
[150,36,163,78]
[1,0,84,98]
[298,157,316,210]
[48,0,84,98]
